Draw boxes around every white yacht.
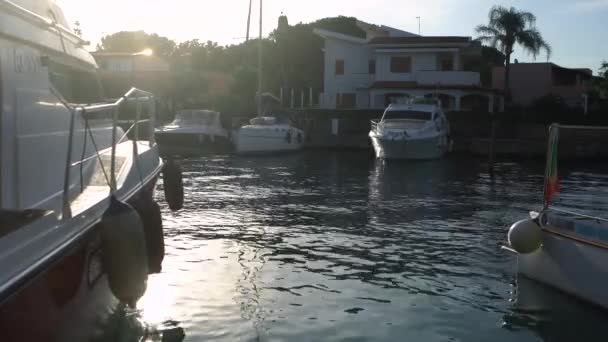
[233,116,305,154]
[505,124,608,310]
[155,109,230,155]
[0,1,183,340]
[369,98,450,160]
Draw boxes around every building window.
[369,60,376,74]
[390,56,411,73]
[336,93,356,108]
[440,58,453,71]
[335,59,344,75]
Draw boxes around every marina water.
[105,151,608,341]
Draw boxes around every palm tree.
[476,6,551,101]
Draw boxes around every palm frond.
[518,10,537,26]
[516,28,551,60]
[475,25,500,37]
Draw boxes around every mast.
[246,0,252,41]
[257,0,263,116]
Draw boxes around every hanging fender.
[285,130,292,144]
[162,159,184,211]
[100,197,148,307]
[131,196,165,274]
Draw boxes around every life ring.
[162,159,184,211]
[100,197,148,307]
[131,196,165,274]
[286,130,292,144]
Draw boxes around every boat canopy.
[249,116,289,126]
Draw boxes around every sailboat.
[233,0,305,154]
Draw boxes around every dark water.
[118,152,608,341]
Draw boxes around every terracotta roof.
[369,36,471,45]
[369,81,500,93]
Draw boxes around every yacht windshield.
[384,110,432,121]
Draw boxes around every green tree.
[596,61,608,98]
[97,31,176,58]
[600,61,608,79]
[475,6,551,100]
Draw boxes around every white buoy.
[508,219,543,254]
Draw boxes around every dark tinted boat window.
[48,62,104,104]
[384,110,431,121]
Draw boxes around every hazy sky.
[57,0,608,73]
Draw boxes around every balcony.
[416,71,480,86]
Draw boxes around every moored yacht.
[369,98,450,160]
[233,115,305,154]
[0,1,183,340]
[155,109,231,156]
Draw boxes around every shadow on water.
[504,275,608,341]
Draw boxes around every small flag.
[543,125,560,206]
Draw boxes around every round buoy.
[162,159,184,211]
[100,197,148,307]
[508,219,543,254]
[132,196,165,274]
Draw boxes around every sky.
[57,0,608,74]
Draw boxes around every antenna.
[416,16,421,35]
[257,0,263,116]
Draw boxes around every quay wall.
[293,109,608,160]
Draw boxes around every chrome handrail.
[52,87,157,219]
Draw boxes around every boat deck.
[0,209,51,239]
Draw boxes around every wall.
[375,52,437,82]
[493,64,552,105]
[323,38,371,109]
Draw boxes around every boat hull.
[0,179,159,342]
[234,128,304,154]
[517,229,608,310]
[369,134,446,160]
[156,132,232,156]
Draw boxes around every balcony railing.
[416,71,480,86]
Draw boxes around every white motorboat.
[234,116,305,154]
[155,109,231,155]
[369,98,450,160]
[0,1,183,340]
[505,124,608,310]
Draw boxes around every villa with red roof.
[314,23,503,112]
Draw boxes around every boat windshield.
[384,110,432,121]
[174,110,220,126]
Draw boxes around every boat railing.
[371,120,379,133]
[51,87,157,219]
[542,123,608,221]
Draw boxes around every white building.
[315,23,503,112]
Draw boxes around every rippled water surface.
[124,151,607,341]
